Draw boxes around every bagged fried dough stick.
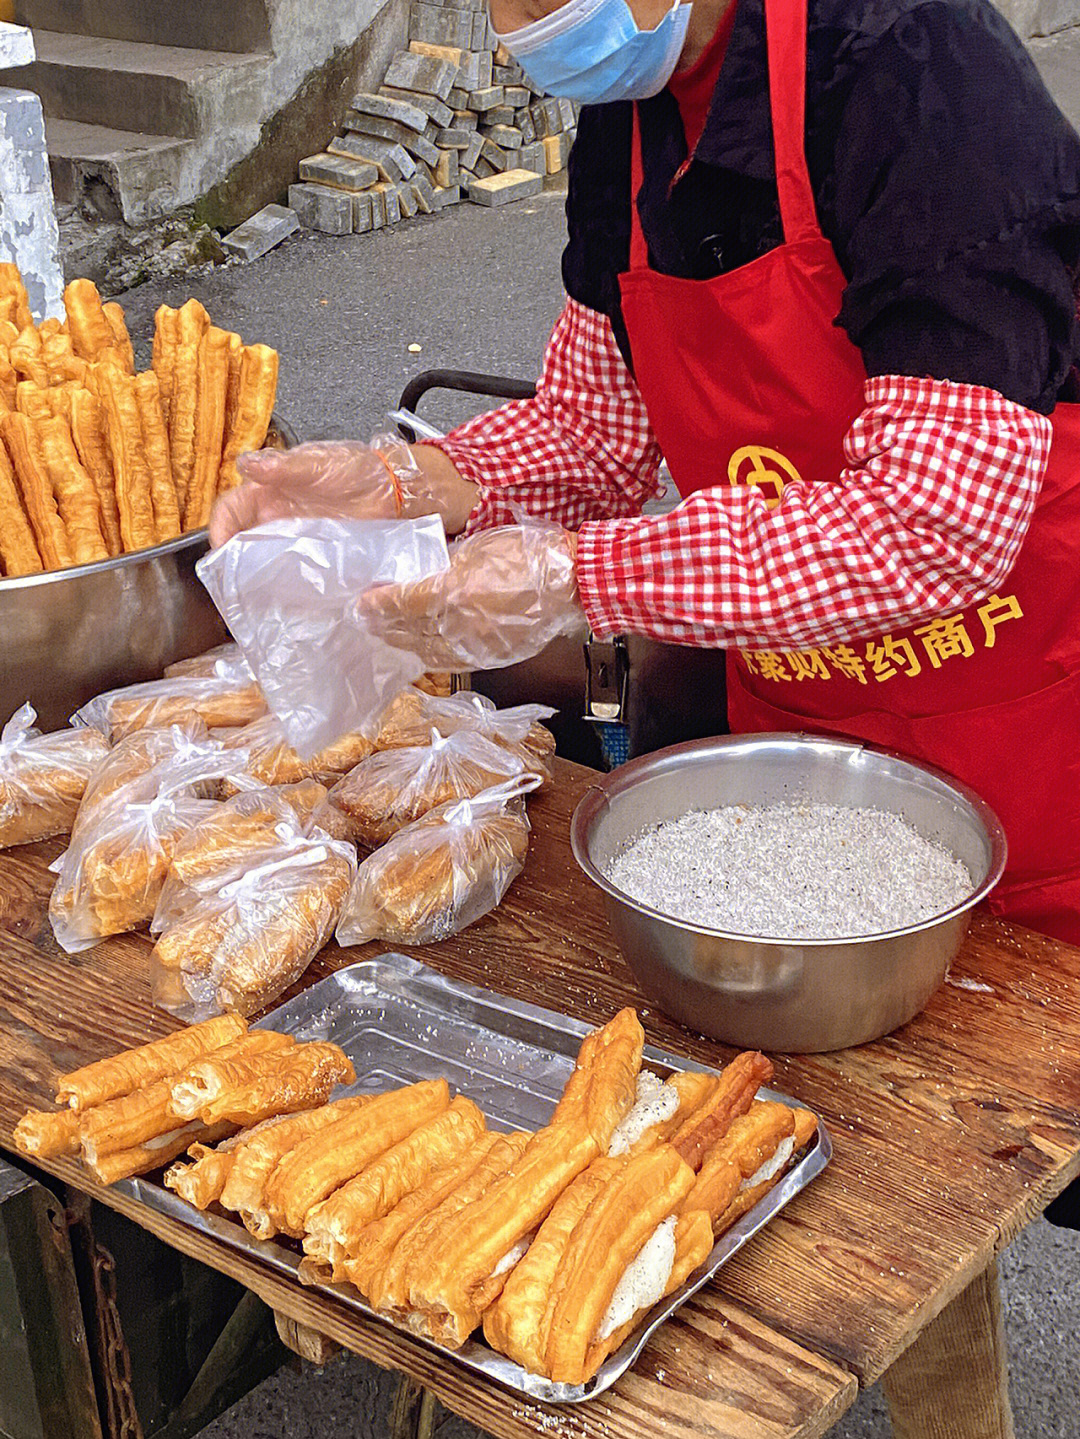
[0,703,108,849]
[73,672,267,743]
[215,714,375,793]
[149,833,356,1021]
[319,729,527,849]
[374,689,556,780]
[334,778,538,946]
[49,734,250,951]
[165,642,252,681]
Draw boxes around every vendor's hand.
[208,438,480,547]
[355,520,585,672]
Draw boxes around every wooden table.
[2,758,1078,1439]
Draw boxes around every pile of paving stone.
[287,1,578,233]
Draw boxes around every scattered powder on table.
[605,803,973,939]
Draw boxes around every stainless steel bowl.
[0,416,296,731]
[571,733,1007,1053]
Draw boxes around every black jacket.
[562,0,1080,413]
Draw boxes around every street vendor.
[211,0,1080,949]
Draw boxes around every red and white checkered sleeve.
[427,297,663,532]
[576,376,1051,649]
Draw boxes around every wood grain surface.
[2,758,1079,1436]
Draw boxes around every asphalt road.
[113,195,1080,1439]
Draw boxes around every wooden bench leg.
[272,1309,341,1367]
[881,1259,1014,1439]
[389,1373,437,1439]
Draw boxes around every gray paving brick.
[484,123,523,149]
[503,86,531,108]
[367,187,387,228]
[434,148,459,187]
[409,3,473,48]
[347,112,442,166]
[493,64,524,85]
[378,85,454,128]
[370,180,402,224]
[461,130,484,171]
[288,182,353,234]
[328,132,417,181]
[517,140,546,175]
[557,97,577,131]
[298,151,379,191]
[451,108,478,130]
[221,204,300,261]
[467,168,543,205]
[447,86,470,109]
[467,86,505,112]
[435,127,472,148]
[486,104,516,126]
[351,191,374,233]
[395,178,419,217]
[480,136,513,171]
[517,108,536,143]
[348,90,430,134]
[412,172,437,213]
[383,49,458,100]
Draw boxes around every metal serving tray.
[118,955,831,1403]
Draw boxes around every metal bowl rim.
[0,527,210,592]
[569,731,1008,947]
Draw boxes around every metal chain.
[88,1241,144,1439]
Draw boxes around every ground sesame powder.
[604,803,973,939]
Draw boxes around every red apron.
[618,0,1080,944]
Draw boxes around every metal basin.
[570,733,1007,1053]
[0,416,295,731]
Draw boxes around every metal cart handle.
[396,370,538,441]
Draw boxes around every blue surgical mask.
[496,0,691,106]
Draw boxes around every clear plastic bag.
[73,672,267,743]
[315,727,528,849]
[165,643,253,682]
[150,830,357,1021]
[0,704,110,849]
[49,730,253,953]
[213,714,376,794]
[196,515,450,757]
[374,688,556,781]
[335,777,539,947]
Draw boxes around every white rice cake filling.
[492,1233,533,1277]
[739,1136,794,1192]
[596,1215,677,1341]
[608,1072,680,1157]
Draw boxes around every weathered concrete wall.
[995,0,1080,130]
[195,0,410,228]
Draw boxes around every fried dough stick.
[0,438,43,575]
[344,1131,508,1299]
[402,1010,644,1347]
[262,1079,450,1239]
[96,364,156,552]
[219,343,279,493]
[13,1106,83,1159]
[57,1012,247,1110]
[1,411,72,568]
[690,1103,818,1236]
[185,325,231,530]
[365,1130,530,1314]
[103,301,136,372]
[163,1114,295,1210]
[168,300,210,523]
[134,370,181,542]
[302,1096,486,1279]
[38,415,109,565]
[90,1121,235,1185]
[64,278,114,361]
[195,1042,356,1128]
[668,1050,774,1170]
[0,263,34,330]
[221,1095,375,1236]
[70,389,122,556]
[152,304,180,432]
[168,1034,299,1118]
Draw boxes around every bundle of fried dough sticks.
[0,265,279,578]
[96,1008,816,1384]
[12,1014,355,1185]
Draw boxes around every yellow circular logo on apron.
[727,446,803,508]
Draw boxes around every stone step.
[5,31,267,138]
[13,0,270,53]
[46,118,193,225]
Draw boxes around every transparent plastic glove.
[197,515,450,755]
[354,519,585,672]
[208,434,423,548]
